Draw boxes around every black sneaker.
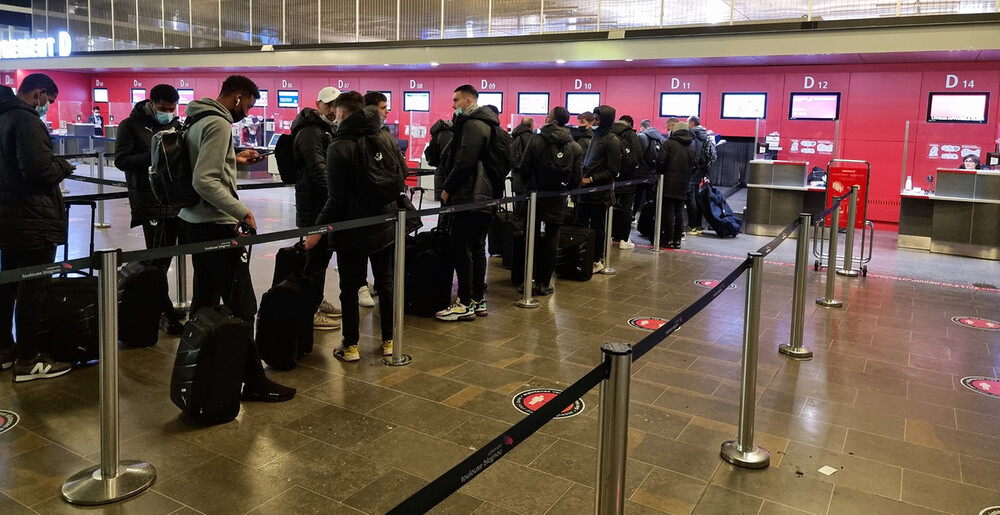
[0,346,14,370]
[159,313,184,336]
[241,376,296,402]
[13,354,72,383]
[536,283,555,296]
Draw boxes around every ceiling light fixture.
[556,59,566,64]
[625,58,634,62]
[430,61,440,66]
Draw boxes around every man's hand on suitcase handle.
[303,233,322,251]
[237,211,257,236]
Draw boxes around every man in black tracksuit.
[573,112,595,157]
[510,117,535,212]
[686,116,711,234]
[610,115,644,248]
[577,105,621,272]
[115,84,185,335]
[656,121,695,249]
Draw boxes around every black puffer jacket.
[579,105,621,206]
[290,108,336,228]
[510,120,534,193]
[689,125,710,178]
[0,86,74,249]
[425,119,453,168]
[316,106,405,254]
[573,126,594,157]
[520,123,583,224]
[441,106,500,213]
[114,100,181,227]
[656,129,695,200]
[610,120,643,194]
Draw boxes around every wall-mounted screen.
[565,92,601,116]
[403,91,430,112]
[659,93,701,118]
[517,92,549,115]
[178,89,195,105]
[721,92,767,119]
[131,88,146,104]
[788,92,841,121]
[257,90,268,108]
[277,90,299,108]
[927,92,989,123]
[478,92,503,113]
[93,88,108,103]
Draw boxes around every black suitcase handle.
[63,200,97,276]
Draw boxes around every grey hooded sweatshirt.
[178,97,248,225]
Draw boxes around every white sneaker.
[358,286,375,307]
[318,299,342,317]
[619,239,635,250]
[593,261,605,274]
[313,312,341,330]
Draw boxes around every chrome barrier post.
[600,204,616,275]
[651,175,665,253]
[837,185,860,278]
[62,249,156,505]
[173,256,190,312]
[779,213,814,359]
[515,191,539,309]
[384,208,412,366]
[721,252,770,469]
[94,154,110,229]
[595,342,632,515]
[816,200,843,308]
[60,139,69,194]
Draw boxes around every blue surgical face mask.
[454,107,462,117]
[36,100,49,118]
[155,111,173,125]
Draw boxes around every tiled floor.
[1,168,998,514]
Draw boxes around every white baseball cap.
[317,86,342,104]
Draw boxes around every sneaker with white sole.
[472,300,488,317]
[334,345,360,362]
[619,239,635,250]
[358,286,375,307]
[593,261,605,274]
[13,354,72,382]
[313,312,341,330]
[318,300,342,317]
[435,302,476,322]
[382,340,393,356]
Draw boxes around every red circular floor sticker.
[951,316,1000,331]
[257,252,277,260]
[981,507,1000,515]
[0,410,19,435]
[512,389,584,419]
[961,377,1000,399]
[695,280,737,290]
[628,317,667,331]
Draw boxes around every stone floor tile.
[901,469,1000,514]
[32,489,184,515]
[369,394,474,438]
[711,462,834,514]
[378,369,469,402]
[152,456,291,515]
[281,404,393,452]
[628,402,693,440]
[842,429,961,481]
[456,460,572,515]
[247,486,364,515]
[0,444,93,506]
[904,419,1000,463]
[779,440,902,499]
[689,485,764,515]
[443,362,534,393]
[854,390,956,428]
[626,431,721,481]
[444,417,557,467]
[299,375,402,413]
[358,427,472,481]
[258,440,391,502]
[827,486,944,515]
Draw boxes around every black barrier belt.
[65,174,129,188]
[388,361,610,515]
[236,181,291,191]
[755,217,801,258]
[65,191,131,202]
[411,194,529,218]
[631,258,751,361]
[56,152,100,160]
[0,257,93,285]
[535,177,656,199]
[406,169,436,177]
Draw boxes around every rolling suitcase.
[405,227,453,317]
[117,261,168,347]
[637,200,656,240]
[555,226,596,281]
[256,242,313,371]
[698,185,742,238]
[489,206,522,263]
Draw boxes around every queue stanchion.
[779,213,814,360]
[62,249,156,505]
[600,204,617,275]
[173,256,190,312]
[60,139,69,194]
[384,208,412,367]
[721,252,770,469]
[651,175,665,253]
[837,185,860,278]
[594,342,632,515]
[515,191,539,309]
[95,153,110,229]
[816,199,843,308]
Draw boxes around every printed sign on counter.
[826,162,869,229]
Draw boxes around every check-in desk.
[898,168,1000,260]
[745,160,826,237]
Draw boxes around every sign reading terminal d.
[0,31,72,59]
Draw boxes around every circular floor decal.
[980,507,1000,515]
[961,377,1000,399]
[512,389,584,419]
[628,317,668,331]
[951,316,1000,331]
[0,410,19,435]
[256,252,277,260]
[695,280,737,290]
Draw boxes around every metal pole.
[600,205,616,275]
[62,249,156,505]
[384,208,412,366]
[516,191,539,309]
[832,119,840,159]
[753,119,760,157]
[837,185,860,277]
[900,121,910,190]
[779,213,814,359]
[721,253,770,469]
[95,154,110,229]
[816,200,843,308]
[651,175,664,253]
[487,0,492,36]
[173,256,190,311]
[595,342,632,514]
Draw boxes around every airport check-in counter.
[745,160,826,237]
[899,168,1000,260]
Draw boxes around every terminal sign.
[0,31,71,59]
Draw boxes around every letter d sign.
[574,79,583,90]
[945,74,959,88]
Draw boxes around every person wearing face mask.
[87,106,105,136]
[180,75,296,403]
[0,73,77,382]
[577,105,622,273]
[115,84,186,335]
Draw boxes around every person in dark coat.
[0,74,76,382]
[610,115,644,249]
[115,84,185,335]
[510,117,535,205]
[577,105,621,271]
[573,111,595,157]
[519,106,583,295]
[686,116,712,234]
[87,106,105,136]
[656,121,695,249]
[426,118,454,201]
[634,118,665,217]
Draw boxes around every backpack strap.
[183,111,226,129]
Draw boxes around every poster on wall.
[788,139,834,155]
[927,143,981,162]
[826,162,869,229]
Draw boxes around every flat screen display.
[177,89,195,105]
[268,134,281,148]
[403,91,430,112]
[478,92,503,113]
[257,90,268,108]
[93,88,108,103]
[659,93,701,118]
[517,92,549,115]
[277,90,299,108]
[565,92,601,116]
[927,92,989,123]
[789,92,841,121]
[131,88,146,104]
[721,92,767,119]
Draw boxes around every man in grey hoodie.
[180,75,295,403]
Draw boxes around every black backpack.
[273,132,297,184]
[697,135,717,175]
[619,130,641,174]
[354,133,405,205]
[149,111,225,209]
[643,134,662,170]
[425,120,453,167]
[481,122,514,199]
[535,140,574,191]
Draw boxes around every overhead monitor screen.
[789,92,841,121]
[517,92,549,115]
[927,92,989,123]
[659,93,701,118]
[93,88,108,103]
[268,134,281,148]
[721,92,767,119]
[478,92,503,113]
[131,88,146,104]
[565,92,601,116]
[277,90,299,108]
[257,90,268,108]
[403,91,430,112]
[177,89,195,105]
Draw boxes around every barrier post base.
[172,301,191,311]
[720,441,770,469]
[382,354,412,367]
[778,344,813,360]
[62,461,156,505]
[515,298,539,309]
[650,248,664,254]
[836,268,860,277]
[815,297,843,308]
[94,223,111,229]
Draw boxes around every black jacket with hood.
[0,86,74,249]
[637,127,664,176]
[579,105,621,206]
[689,125,710,178]
[425,119,453,168]
[510,120,534,192]
[290,108,336,228]
[114,100,182,227]
[610,120,643,194]
[441,105,500,213]
[316,106,405,254]
[656,128,695,200]
[572,126,594,157]
[519,123,583,224]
